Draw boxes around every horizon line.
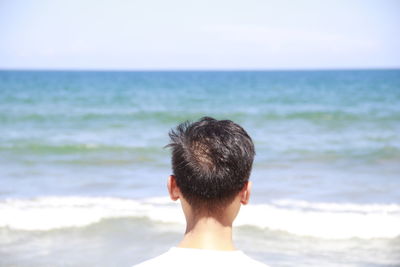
[1,67,399,72]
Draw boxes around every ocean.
[0,70,399,266]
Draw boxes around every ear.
[167,175,180,201]
[240,181,252,205]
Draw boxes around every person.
[133,117,268,267]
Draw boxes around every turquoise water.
[0,70,399,266]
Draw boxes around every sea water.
[0,70,399,266]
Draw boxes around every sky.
[0,0,399,70]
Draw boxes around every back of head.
[166,117,255,211]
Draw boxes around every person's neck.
[178,215,235,251]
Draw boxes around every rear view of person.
[134,117,268,267]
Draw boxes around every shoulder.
[132,247,270,267]
[234,251,270,267]
[132,250,176,267]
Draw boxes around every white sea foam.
[0,197,399,239]
[237,200,400,239]
[0,196,183,231]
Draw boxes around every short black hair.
[166,117,255,211]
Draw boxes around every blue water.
[0,70,399,267]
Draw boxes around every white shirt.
[133,247,269,267]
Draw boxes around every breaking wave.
[1,197,399,239]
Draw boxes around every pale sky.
[0,0,399,70]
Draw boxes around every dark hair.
[166,117,255,210]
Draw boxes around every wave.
[2,142,400,163]
[2,110,400,124]
[0,197,399,239]
[0,143,163,154]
